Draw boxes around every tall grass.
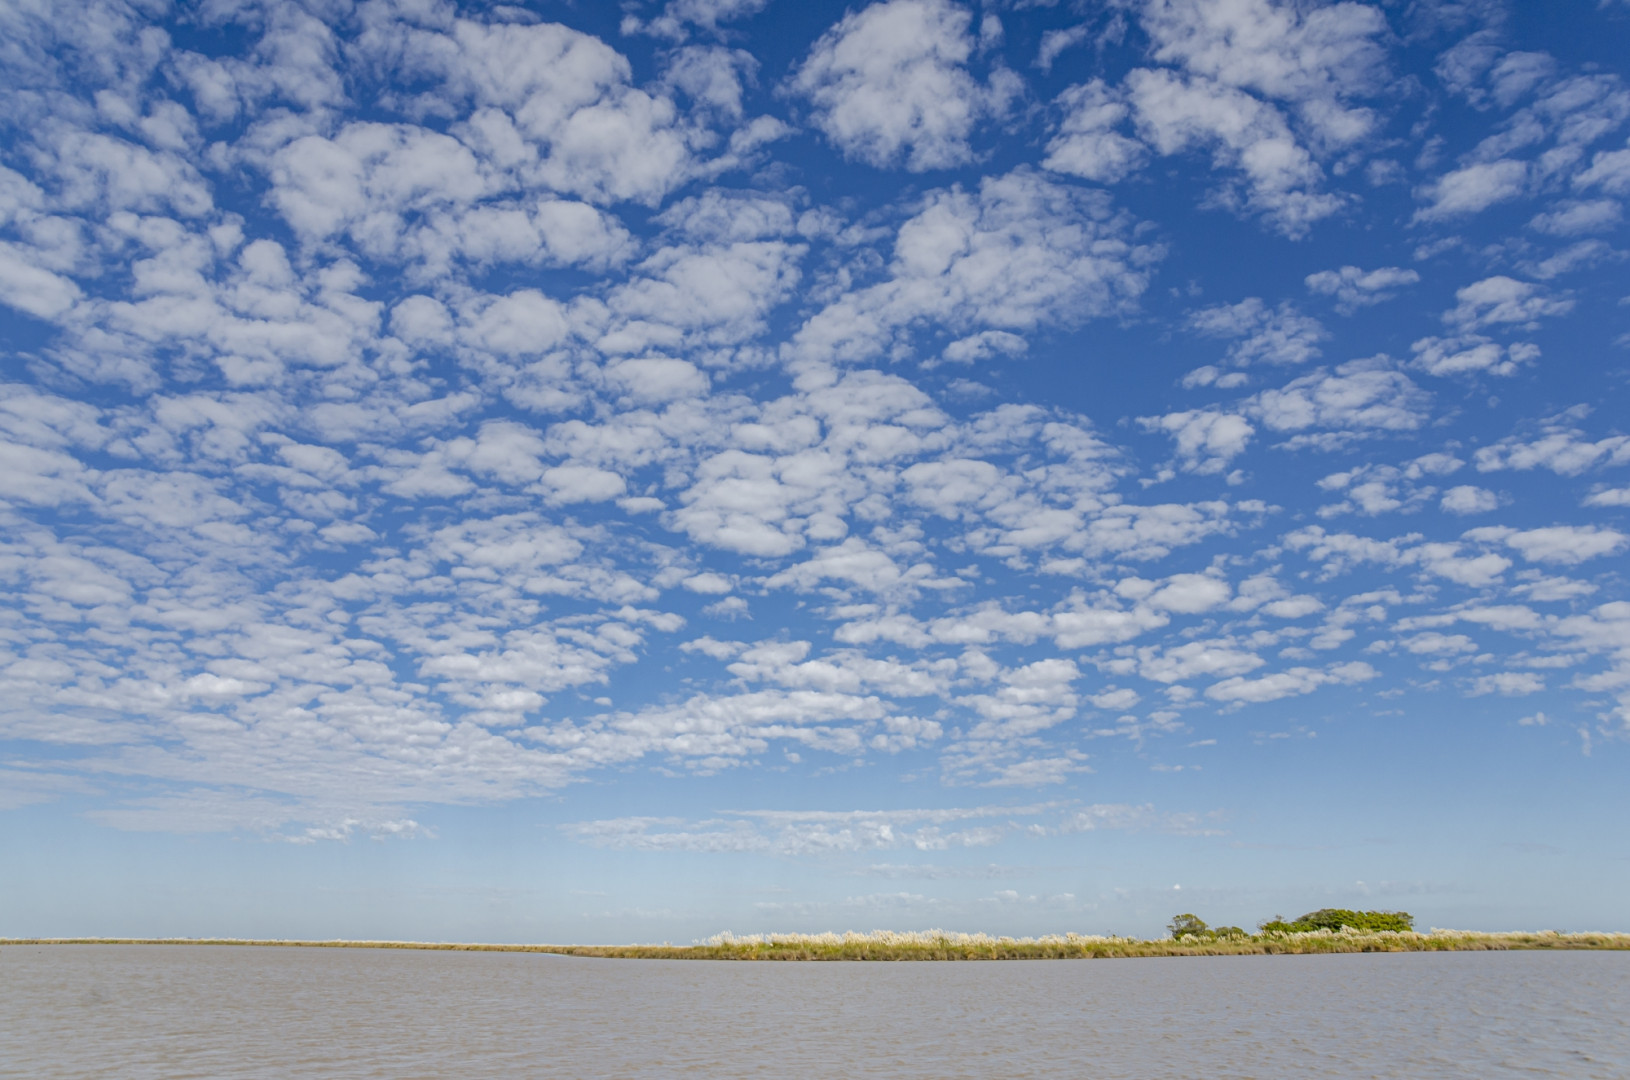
[5,928,1628,960]
[700,930,1128,948]
[663,927,1630,960]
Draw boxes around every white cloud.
[462,289,573,356]
[30,125,214,220]
[0,241,82,319]
[1410,335,1538,378]
[1475,422,1630,475]
[1529,198,1623,235]
[1036,24,1092,74]
[1139,409,1253,474]
[604,238,805,354]
[1432,32,1502,107]
[527,683,946,772]
[1047,0,1393,236]
[1575,142,1630,195]
[1126,68,1345,237]
[653,188,800,244]
[263,121,641,276]
[1138,0,1390,111]
[791,168,1157,365]
[1140,573,1232,614]
[1205,660,1375,704]
[1137,640,1264,684]
[1443,276,1573,332]
[958,657,1081,741]
[1583,487,1630,508]
[767,537,939,597]
[603,357,711,404]
[1249,359,1431,435]
[1316,463,1437,518]
[632,0,771,42]
[268,123,486,244]
[1180,365,1250,390]
[1464,524,1629,565]
[1470,671,1544,696]
[1305,265,1420,314]
[1417,54,1630,227]
[789,0,1018,172]
[1284,526,1515,588]
[1088,687,1140,711]
[1056,802,1214,835]
[1436,39,1556,110]
[1401,632,1476,656]
[1413,543,1513,588]
[1441,485,1499,514]
[1043,79,1149,184]
[1188,297,1326,369]
[562,807,983,854]
[1043,595,1169,648]
[564,800,1195,853]
[356,15,708,207]
[941,330,1028,364]
[1413,159,1528,222]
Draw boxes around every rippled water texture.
[3,945,1628,1078]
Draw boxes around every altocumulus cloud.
[0,0,1626,858]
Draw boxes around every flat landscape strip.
[4,931,1629,960]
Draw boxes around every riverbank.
[6,928,1629,960]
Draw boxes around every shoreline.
[5,930,1630,960]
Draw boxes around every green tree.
[1259,909,1414,933]
[1168,913,1210,939]
[1297,909,1413,933]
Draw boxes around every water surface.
[3,945,1627,1078]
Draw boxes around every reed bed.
[5,928,1628,960]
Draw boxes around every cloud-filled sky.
[2,0,1628,942]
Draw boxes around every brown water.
[2,945,1627,1078]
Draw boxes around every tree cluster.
[1168,909,1414,940]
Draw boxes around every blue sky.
[2,0,1629,943]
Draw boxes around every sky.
[1,0,1628,944]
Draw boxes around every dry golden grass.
[5,928,1628,960]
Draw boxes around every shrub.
[1260,909,1414,933]
[1168,913,1210,939]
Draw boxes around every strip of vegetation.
[1169,909,1415,939]
[5,923,1629,961]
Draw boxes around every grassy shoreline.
[5,929,1629,960]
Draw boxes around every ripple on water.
[2,945,1628,1079]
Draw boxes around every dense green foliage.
[1257,909,1415,934]
[1166,915,1252,941]
[1167,913,1210,939]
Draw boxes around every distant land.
[7,929,1629,961]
